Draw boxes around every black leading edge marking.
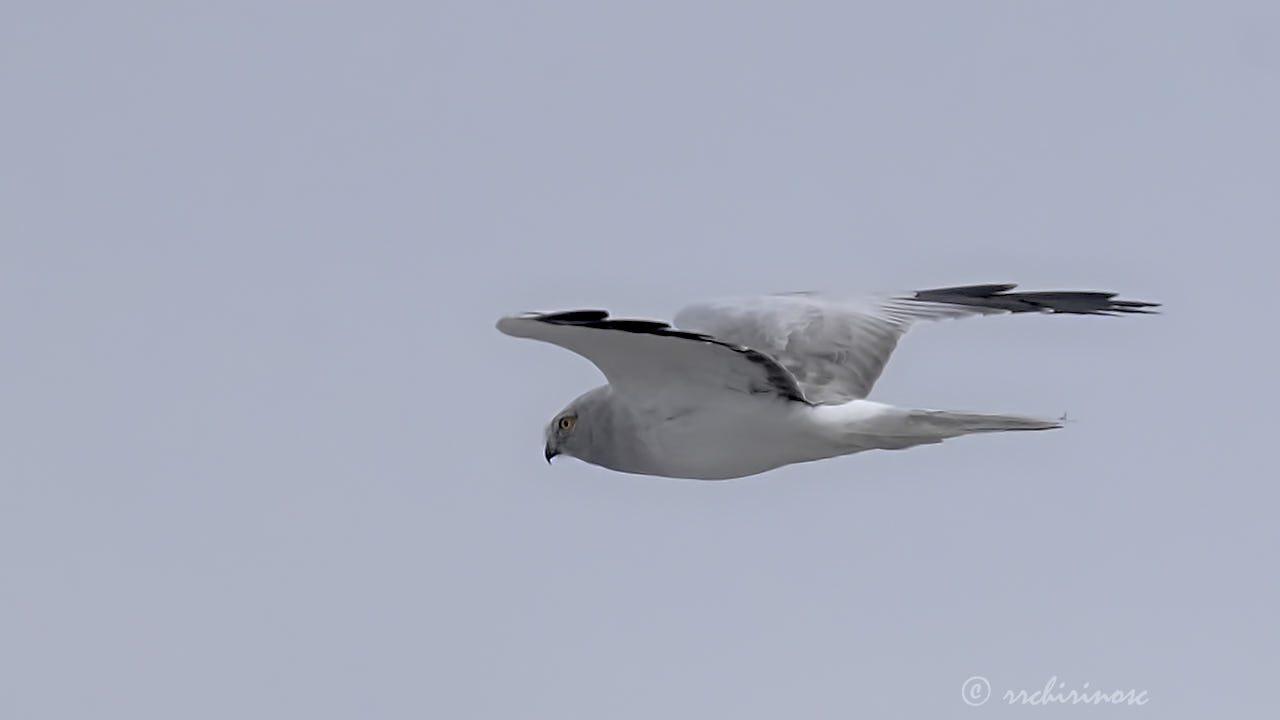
[531,310,810,404]
[537,310,610,323]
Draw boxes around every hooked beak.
[544,443,559,463]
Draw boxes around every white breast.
[629,399,841,479]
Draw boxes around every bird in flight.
[497,283,1157,480]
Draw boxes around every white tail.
[905,408,1063,435]
[811,400,1063,453]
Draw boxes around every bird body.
[619,392,827,480]
[498,284,1156,480]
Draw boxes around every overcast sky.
[2,1,1277,717]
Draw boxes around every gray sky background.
[3,1,1277,717]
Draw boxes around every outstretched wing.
[675,283,1159,405]
[495,310,808,407]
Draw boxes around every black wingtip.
[513,308,811,404]
[538,310,610,323]
[909,284,1160,315]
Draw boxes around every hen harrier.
[497,283,1157,479]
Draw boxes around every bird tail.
[902,408,1063,437]
[813,401,1063,452]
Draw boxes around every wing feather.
[675,284,1158,404]
[496,311,808,406]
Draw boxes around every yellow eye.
[558,416,575,431]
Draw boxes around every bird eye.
[558,416,575,430]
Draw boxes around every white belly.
[632,400,843,480]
